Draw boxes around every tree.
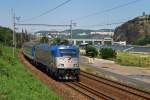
[134,36,150,45]
[0,26,13,46]
[99,48,116,59]
[60,39,69,45]
[51,38,61,45]
[16,32,22,47]
[85,45,98,58]
[51,38,69,45]
[0,26,32,47]
[24,29,29,42]
[0,46,2,56]
[40,34,49,43]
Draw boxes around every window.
[59,49,77,57]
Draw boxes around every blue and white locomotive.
[22,42,80,80]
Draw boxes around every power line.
[73,0,142,21]
[78,14,150,28]
[93,21,124,27]
[77,21,126,28]
[21,0,72,22]
[16,23,71,27]
[93,21,125,27]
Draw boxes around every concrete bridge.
[68,38,113,45]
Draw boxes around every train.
[22,42,80,80]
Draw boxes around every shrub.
[85,45,98,57]
[134,36,150,45]
[40,35,49,43]
[51,38,69,45]
[2,55,16,65]
[0,48,2,56]
[100,48,116,59]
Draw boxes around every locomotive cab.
[52,45,80,80]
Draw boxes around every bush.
[40,35,49,43]
[51,38,69,45]
[100,48,116,59]
[134,36,150,45]
[85,45,98,57]
[0,48,2,56]
[2,55,16,65]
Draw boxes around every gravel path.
[80,56,150,83]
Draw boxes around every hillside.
[0,45,60,99]
[0,26,31,47]
[0,26,12,45]
[113,15,150,45]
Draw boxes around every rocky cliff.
[113,15,150,44]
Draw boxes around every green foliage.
[0,26,31,47]
[0,47,3,56]
[114,15,150,44]
[134,36,150,45]
[0,49,2,56]
[51,38,69,45]
[85,45,98,57]
[116,52,150,67]
[0,46,60,100]
[52,38,61,45]
[40,35,49,43]
[99,48,116,59]
[2,55,16,65]
[62,39,69,45]
[0,26,13,46]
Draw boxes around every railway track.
[79,71,150,100]
[65,82,114,100]
[21,52,150,100]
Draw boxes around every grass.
[0,45,60,100]
[116,52,150,68]
[80,48,150,68]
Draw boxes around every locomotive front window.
[60,49,76,52]
[60,53,76,57]
[59,49,77,57]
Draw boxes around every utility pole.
[12,9,16,58]
[16,23,74,43]
[70,20,76,44]
[70,20,73,40]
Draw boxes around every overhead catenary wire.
[21,0,72,22]
[73,0,142,21]
[77,21,126,28]
[77,13,150,28]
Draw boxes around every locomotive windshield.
[59,49,78,57]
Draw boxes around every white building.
[90,31,114,36]
[48,32,69,36]
[113,41,126,46]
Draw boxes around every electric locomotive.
[22,42,80,80]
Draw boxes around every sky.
[0,0,150,33]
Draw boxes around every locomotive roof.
[35,43,78,50]
[35,44,79,57]
[51,44,78,49]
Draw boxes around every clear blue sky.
[0,0,150,32]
